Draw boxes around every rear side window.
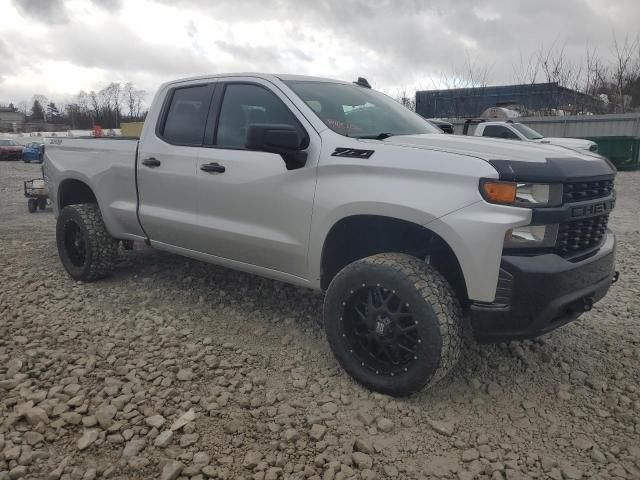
[161,85,213,145]
[483,125,520,140]
[216,84,301,148]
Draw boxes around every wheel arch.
[319,214,468,305]
[57,177,99,210]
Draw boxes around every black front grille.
[563,180,614,203]
[556,215,609,257]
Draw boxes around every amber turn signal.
[480,180,517,205]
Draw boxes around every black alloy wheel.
[63,221,87,267]
[341,285,421,377]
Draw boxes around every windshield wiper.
[356,132,395,140]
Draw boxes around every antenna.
[353,77,371,88]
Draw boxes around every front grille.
[563,180,613,203]
[556,214,609,257]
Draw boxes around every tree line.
[11,82,147,130]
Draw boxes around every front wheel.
[323,253,463,397]
[56,204,118,281]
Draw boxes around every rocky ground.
[0,160,639,480]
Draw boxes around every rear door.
[137,82,215,250]
[193,79,320,279]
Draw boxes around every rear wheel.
[56,204,118,281]
[37,197,46,210]
[323,253,463,397]
[27,198,37,213]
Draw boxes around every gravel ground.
[1,161,639,480]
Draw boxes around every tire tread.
[58,204,118,281]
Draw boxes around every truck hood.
[379,134,597,163]
[376,134,614,181]
[533,137,595,150]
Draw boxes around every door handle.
[200,162,226,174]
[141,157,161,167]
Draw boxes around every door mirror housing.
[245,124,308,170]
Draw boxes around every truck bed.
[44,136,144,240]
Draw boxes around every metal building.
[416,83,602,119]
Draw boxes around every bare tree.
[433,53,492,90]
[512,50,540,85]
[32,94,48,121]
[124,82,146,119]
[535,40,585,89]
[393,88,416,111]
[17,101,28,117]
[610,34,640,112]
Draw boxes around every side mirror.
[245,124,308,169]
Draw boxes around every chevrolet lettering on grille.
[571,199,615,219]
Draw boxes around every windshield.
[0,139,19,146]
[284,80,440,138]
[512,123,544,140]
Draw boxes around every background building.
[416,82,603,119]
[0,105,26,132]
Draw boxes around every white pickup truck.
[44,73,618,396]
[464,120,599,153]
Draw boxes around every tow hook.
[582,297,593,312]
[612,271,620,284]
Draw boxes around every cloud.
[0,40,13,83]
[51,21,215,76]
[90,0,122,10]
[11,0,69,24]
[1,0,639,103]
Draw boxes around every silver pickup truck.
[44,73,618,396]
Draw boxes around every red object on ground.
[93,125,103,137]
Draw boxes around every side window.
[483,125,519,140]
[161,85,212,145]
[216,84,301,148]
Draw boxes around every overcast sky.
[0,0,638,106]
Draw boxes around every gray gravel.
[1,161,639,480]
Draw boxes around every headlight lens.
[504,224,558,249]
[480,180,562,207]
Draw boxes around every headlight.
[480,180,562,207]
[504,224,558,249]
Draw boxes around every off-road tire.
[56,203,118,281]
[27,198,37,213]
[324,253,463,397]
[37,197,46,210]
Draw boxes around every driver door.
[192,79,320,280]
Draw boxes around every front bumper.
[471,231,616,343]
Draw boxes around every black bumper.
[471,232,616,343]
